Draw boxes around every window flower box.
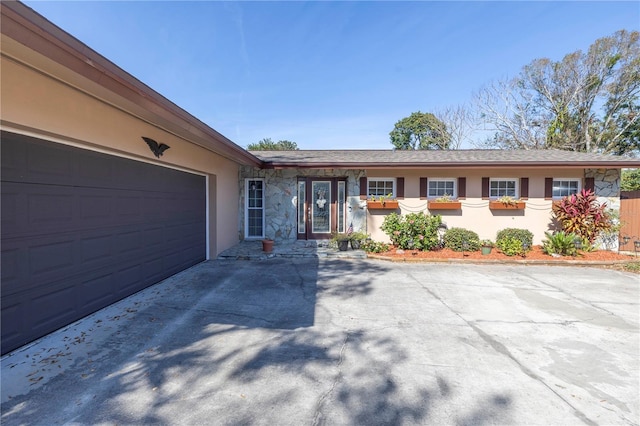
[489,201,526,210]
[367,200,399,210]
[428,201,462,210]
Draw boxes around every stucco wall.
[1,55,241,256]
[368,168,621,245]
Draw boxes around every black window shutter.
[585,177,595,192]
[360,176,368,200]
[396,177,405,199]
[420,177,428,200]
[545,178,553,199]
[482,177,490,199]
[520,178,529,199]
[457,177,466,199]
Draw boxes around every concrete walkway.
[217,239,367,260]
[1,259,638,425]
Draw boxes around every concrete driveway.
[1,259,638,425]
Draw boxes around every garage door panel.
[1,131,207,354]
[115,195,142,220]
[28,190,75,229]
[80,234,114,263]
[2,183,90,238]
[115,264,145,297]
[0,301,21,347]
[79,193,114,224]
[77,150,114,185]
[141,195,167,217]
[6,183,207,238]
[30,282,79,335]
[0,188,20,231]
[1,136,26,180]
[113,159,151,190]
[26,140,77,186]
[2,213,204,297]
[114,229,144,254]
[140,258,165,286]
[79,273,116,313]
[142,226,166,248]
[29,239,76,276]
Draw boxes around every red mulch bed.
[373,245,635,263]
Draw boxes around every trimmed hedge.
[496,228,533,256]
[443,227,480,252]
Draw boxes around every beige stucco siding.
[366,169,590,245]
[1,55,240,256]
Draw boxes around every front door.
[297,177,347,239]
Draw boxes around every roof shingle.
[249,149,640,169]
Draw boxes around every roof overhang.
[1,1,262,167]
[261,161,640,169]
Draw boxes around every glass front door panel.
[337,181,345,233]
[312,181,331,234]
[297,180,306,234]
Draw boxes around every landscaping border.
[366,253,636,268]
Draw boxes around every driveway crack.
[404,271,599,426]
[193,309,277,326]
[312,330,350,426]
[474,319,586,326]
[467,323,598,426]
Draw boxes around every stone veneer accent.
[585,168,621,250]
[239,167,366,241]
[586,168,620,197]
[585,168,621,207]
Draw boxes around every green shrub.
[443,227,480,252]
[348,231,369,242]
[542,231,579,257]
[361,240,390,253]
[621,169,640,191]
[496,228,533,256]
[498,237,525,256]
[496,228,533,248]
[380,212,442,251]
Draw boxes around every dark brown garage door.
[1,131,206,354]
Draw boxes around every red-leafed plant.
[551,189,613,244]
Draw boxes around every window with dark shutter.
[482,177,489,199]
[458,177,466,199]
[360,176,367,200]
[420,177,428,200]
[585,177,595,192]
[545,178,553,199]
[520,178,529,199]
[396,177,405,199]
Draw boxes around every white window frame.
[427,178,457,199]
[245,178,265,239]
[489,178,518,199]
[552,178,581,199]
[367,177,396,198]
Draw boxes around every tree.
[434,104,477,150]
[389,111,451,150]
[247,138,299,150]
[475,30,640,155]
[473,78,548,150]
[621,168,640,191]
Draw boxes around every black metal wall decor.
[142,136,170,158]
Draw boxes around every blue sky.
[24,1,639,150]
